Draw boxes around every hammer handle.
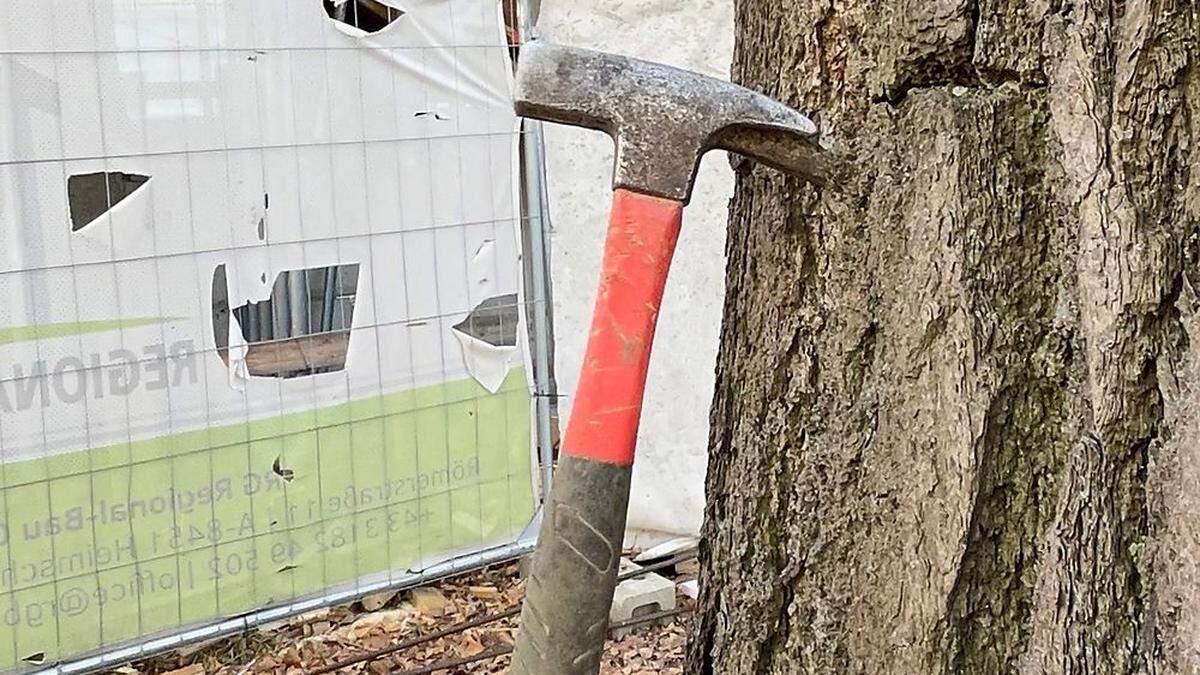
[512,189,684,675]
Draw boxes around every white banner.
[0,1,536,668]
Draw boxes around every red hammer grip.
[562,189,684,466]
[512,189,683,675]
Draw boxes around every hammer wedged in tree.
[511,42,836,675]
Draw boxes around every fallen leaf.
[348,608,411,639]
[458,633,486,657]
[468,585,501,600]
[280,648,302,668]
[409,587,447,617]
[361,590,397,612]
[162,665,205,675]
[359,633,392,651]
[494,630,515,647]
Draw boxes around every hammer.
[511,42,835,674]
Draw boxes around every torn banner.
[0,0,536,669]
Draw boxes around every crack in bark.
[871,0,1052,105]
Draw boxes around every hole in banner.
[213,264,361,379]
[453,294,519,347]
[212,265,232,365]
[452,295,521,393]
[323,0,404,34]
[272,457,296,482]
[68,172,150,232]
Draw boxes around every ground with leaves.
[122,561,692,674]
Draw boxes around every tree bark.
[689,0,1199,672]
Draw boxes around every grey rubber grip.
[511,455,634,675]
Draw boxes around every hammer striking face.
[514,41,832,203]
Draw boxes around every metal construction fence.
[0,0,555,671]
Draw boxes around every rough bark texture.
[690,0,1199,672]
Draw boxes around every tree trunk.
[689,0,1199,672]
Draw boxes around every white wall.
[536,0,735,538]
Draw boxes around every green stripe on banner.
[0,318,180,347]
[0,370,536,670]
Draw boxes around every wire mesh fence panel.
[0,1,544,670]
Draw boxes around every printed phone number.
[149,507,434,555]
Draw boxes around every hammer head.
[515,41,833,204]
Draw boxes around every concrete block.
[610,559,677,637]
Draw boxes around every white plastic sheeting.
[0,1,537,669]
[0,0,525,461]
[536,0,735,540]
